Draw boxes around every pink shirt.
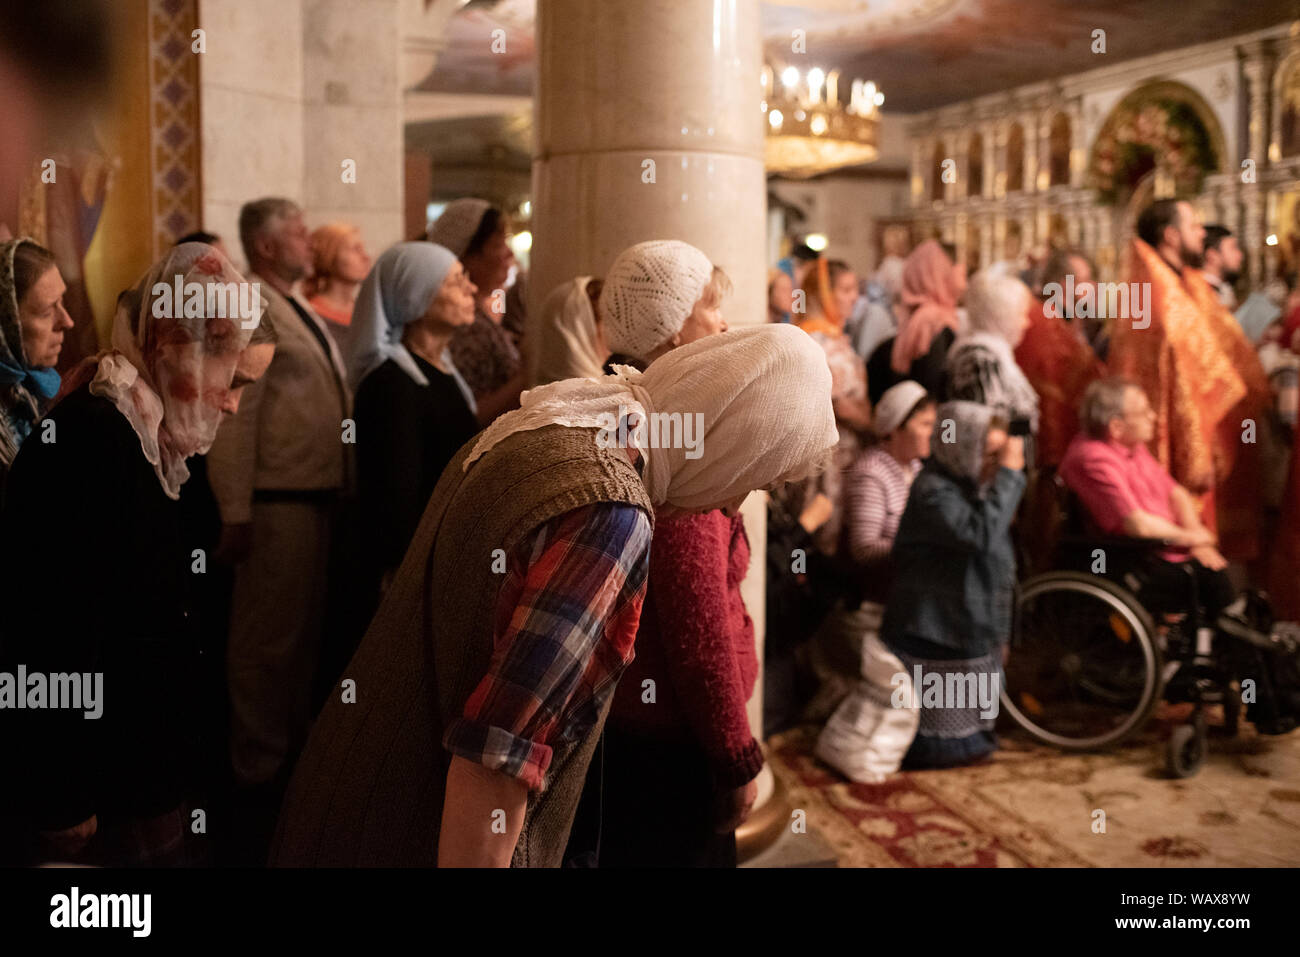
[1058,434,1184,560]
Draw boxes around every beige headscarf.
[465,323,838,510]
[529,276,606,386]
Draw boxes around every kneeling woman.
[882,400,1025,768]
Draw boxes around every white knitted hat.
[873,380,928,437]
[600,240,714,358]
[426,198,493,258]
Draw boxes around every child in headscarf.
[0,243,260,865]
[882,400,1026,768]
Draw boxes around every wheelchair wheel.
[1166,710,1207,778]
[1003,571,1164,750]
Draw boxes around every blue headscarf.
[344,241,476,410]
[0,238,62,468]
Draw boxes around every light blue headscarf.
[344,241,476,410]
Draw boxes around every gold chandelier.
[762,64,882,178]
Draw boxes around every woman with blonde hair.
[306,222,371,329]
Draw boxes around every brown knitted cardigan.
[270,423,652,867]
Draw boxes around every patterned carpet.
[767,704,1300,867]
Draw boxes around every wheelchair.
[1002,475,1300,778]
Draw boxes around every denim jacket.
[882,463,1025,657]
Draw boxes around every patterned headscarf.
[63,243,261,499]
[0,238,62,468]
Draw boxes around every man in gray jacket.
[207,198,352,798]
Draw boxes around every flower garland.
[1090,99,1216,205]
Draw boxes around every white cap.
[600,240,713,358]
[873,380,928,437]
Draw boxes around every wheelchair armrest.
[1056,533,1178,553]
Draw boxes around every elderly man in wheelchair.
[1003,376,1300,777]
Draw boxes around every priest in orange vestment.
[1107,200,1265,563]
[1016,248,1106,469]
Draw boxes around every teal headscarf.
[0,238,62,468]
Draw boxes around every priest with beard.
[1107,199,1269,565]
[1201,224,1243,310]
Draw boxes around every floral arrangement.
[1090,99,1216,205]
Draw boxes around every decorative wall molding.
[147,0,202,258]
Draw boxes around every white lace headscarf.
[83,243,260,499]
[464,323,838,510]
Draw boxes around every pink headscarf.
[891,240,963,374]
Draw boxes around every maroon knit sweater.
[609,510,765,788]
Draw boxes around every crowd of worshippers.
[0,193,1298,870]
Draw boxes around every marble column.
[981,120,997,201]
[1022,110,1040,195]
[532,0,782,855]
[910,138,926,209]
[1242,49,1273,169]
[198,0,405,259]
[1067,100,1086,189]
[199,0,307,254]
[1244,190,1266,287]
[1243,48,1274,288]
[1035,110,1052,193]
[955,130,971,205]
[532,0,765,329]
[993,120,1008,199]
[301,0,404,249]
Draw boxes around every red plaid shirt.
[442,501,652,791]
